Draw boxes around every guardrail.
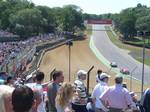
[24,38,73,77]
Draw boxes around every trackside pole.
[87,65,94,95]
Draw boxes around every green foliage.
[136,15,150,31]
[53,5,84,33]
[0,1,84,39]
[118,9,136,37]
[2,0,150,40]
[36,6,55,33]
[0,0,34,29]
[9,8,43,38]
[112,4,150,38]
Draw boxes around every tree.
[9,8,43,38]
[112,8,137,38]
[60,5,83,32]
[136,15,150,31]
[0,0,34,29]
[36,6,55,33]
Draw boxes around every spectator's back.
[141,88,150,112]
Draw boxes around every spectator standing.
[47,70,64,112]
[72,70,88,112]
[141,88,150,112]
[100,75,133,112]
[0,85,14,112]
[92,73,110,112]
[34,72,46,112]
[56,82,74,112]
[26,71,46,112]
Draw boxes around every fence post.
[87,66,94,96]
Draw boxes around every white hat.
[100,73,110,80]
[26,74,32,81]
[77,70,87,78]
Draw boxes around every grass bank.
[85,24,92,36]
[105,26,150,66]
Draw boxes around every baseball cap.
[100,73,110,80]
[129,91,137,97]
[77,70,87,77]
[26,74,32,81]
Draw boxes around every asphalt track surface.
[92,25,150,85]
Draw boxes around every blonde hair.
[56,82,74,109]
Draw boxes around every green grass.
[136,57,150,66]
[105,26,150,66]
[86,25,92,36]
[126,38,150,46]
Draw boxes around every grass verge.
[135,57,150,66]
[105,26,150,66]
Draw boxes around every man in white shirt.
[92,73,110,112]
[100,75,133,112]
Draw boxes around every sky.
[30,0,150,14]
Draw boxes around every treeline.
[1,0,149,39]
[0,0,84,39]
[112,3,150,38]
[83,3,150,38]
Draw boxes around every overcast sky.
[30,0,150,14]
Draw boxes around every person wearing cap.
[129,92,139,112]
[100,75,133,112]
[72,70,88,112]
[91,73,110,112]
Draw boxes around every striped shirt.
[72,79,87,105]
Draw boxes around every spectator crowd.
[0,33,55,66]
[0,30,18,38]
[0,68,150,112]
[0,30,149,112]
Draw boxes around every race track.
[39,39,112,90]
[39,37,149,93]
[92,25,150,85]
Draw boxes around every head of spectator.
[0,85,15,112]
[122,82,127,88]
[129,91,137,102]
[96,69,103,83]
[56,82,74,110]
[77,70,87,81]
[100,72,110,83]
[115,75,123,84]
[35,71,44,84]
[52,70,64,84]
[12,86,34,112]
[6,76,14,86]
[97,69,102,75]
